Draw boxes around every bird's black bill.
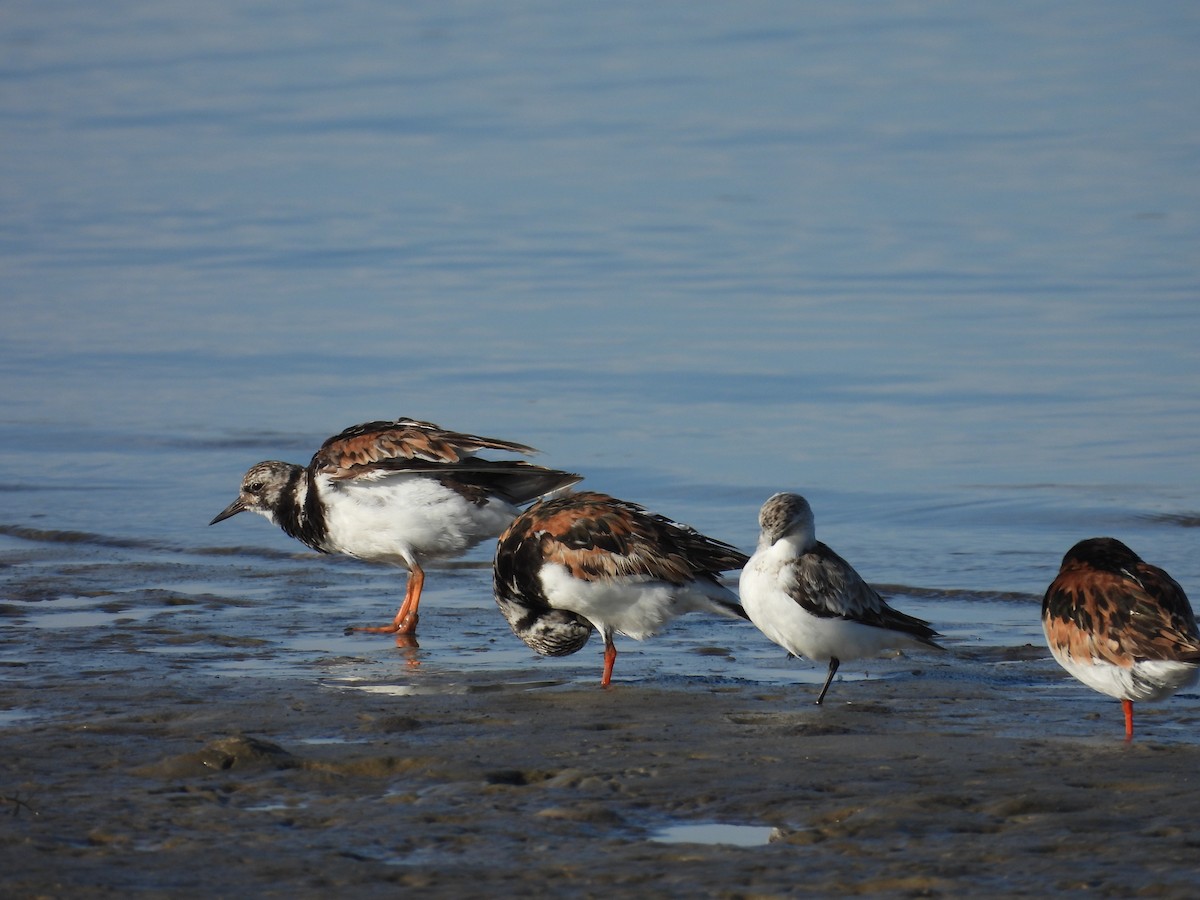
[209,498,246,525]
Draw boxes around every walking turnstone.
[492,491,750,686]
[1041,537,1200,740]
[210,418,582,636]
[739,492,942,704]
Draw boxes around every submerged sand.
[3,638,1199,898]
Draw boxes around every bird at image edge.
[1042,537,1200,741]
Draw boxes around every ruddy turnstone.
[1041,537,1200,740]
[740,492,942,704]
[210,418,582,636]
[492,491,750,686]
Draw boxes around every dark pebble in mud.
[139,735,298,778]
[364,714,423,733]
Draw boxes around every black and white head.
[757,492,816,550]
[210,460,302,525]
[495,596,592,658]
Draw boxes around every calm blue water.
[2,3,1198,706]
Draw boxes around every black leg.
[815,657,840,705]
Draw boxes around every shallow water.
[652,822,777,848]
[2,2,1200,734]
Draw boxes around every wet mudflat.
[4,2,1200,895]
[3,579,1198,898]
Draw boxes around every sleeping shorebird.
[739,492,942,704]
[1042,537,1200,740]
[210,418,581,637]
[492,491,750,686]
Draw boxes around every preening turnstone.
[493,491,750,686]
[1041,537,1200,740]
[740,493,942,704]
[210,418,582,636]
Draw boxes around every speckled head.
[757,492,816,548]
[210,460,302,524]
[495,596,593,657]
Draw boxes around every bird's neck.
[276,469,329,552]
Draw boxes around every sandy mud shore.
[3,637,1199,898]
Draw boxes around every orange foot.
[394,632,421,668]
[346,566,425,636]
[347,619,404,635]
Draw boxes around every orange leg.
[600,636,617,687]
[349,564,425,635]
[1122,698,1134,742]
[393,564,425,634]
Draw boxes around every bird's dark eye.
[246,481,264,494]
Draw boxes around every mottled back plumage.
[494,491,749,609]
[493,491,749,683]
[314,418,540,472]
[311,419,581,505]
[1040,537,1200,739]
[1042,537,1200,667]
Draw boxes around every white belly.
[1049,647,1199,702]
[538,563,738,641]
[740,557,923,663]
[320,474,518,566]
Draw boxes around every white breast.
[319,473,519,565]
[1049,647,1199,702]
[740,547,924,663]
[538,563,737,641]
